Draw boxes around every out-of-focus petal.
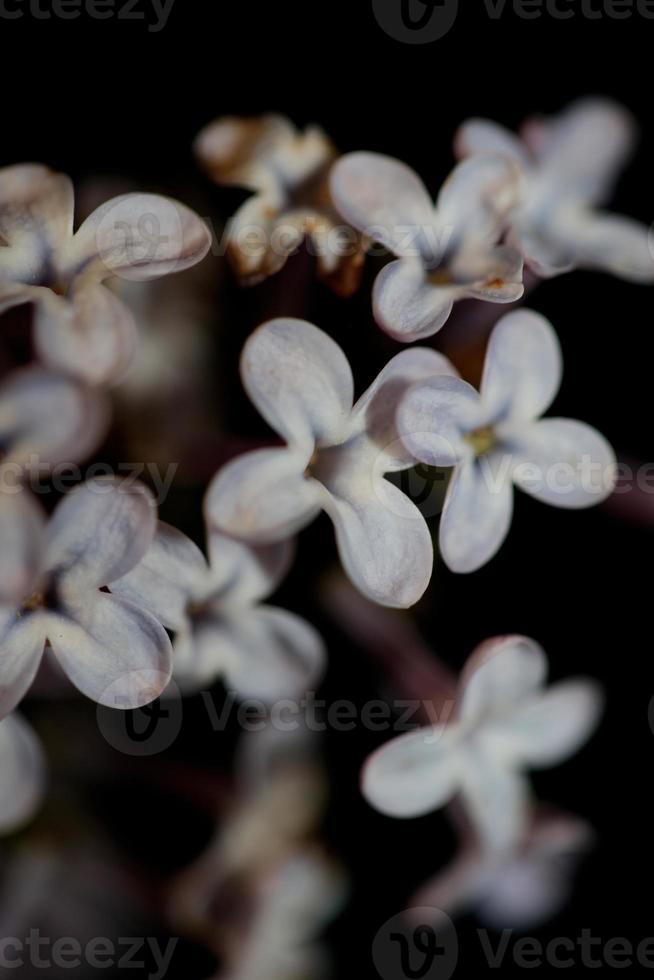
[0,611,47,718]
[46,593,172,708]
[206,531,295,607]
[509,418,616,508]
[64,193,211,283]
[373,258,455,341]
[330,152,436,257]
[459,751,530,852]
[458,636,548,727]
[480,310,562,423]
[353,347,458,471]
[320,466,433,608]
[397,375,482,469]
[436,155,521,245]
[46,478,156,593]
[0,491,45,606]
[439,457,513,573]
[566,211,654,282]
[0,165,74,254]
[455,119,528,166]
[362,725,460,818]
[206,448,321,544]
[194,114,298,191]
[488,679,604,768]
[111,522,208,632]
[0,713,46,833]
[241,319,354,451]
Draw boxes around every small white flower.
[362,635,603,852]
[330,151,524,341]
[0,477,172,717]
[206,318,456,608]
[195,114,365,295]
[113,521,325,702]
[0,365,110,481]
[456,97,654,282]
[413,809,593,929]
[397,309,616,573]
[0,712,46,834]
[0,164,212,385]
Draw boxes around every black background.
[4,1,654,977]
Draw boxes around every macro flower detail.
[113,521,325,701]
[397,309,616,573]
[330,151,524,341]
[456,97,654,281]
[206,318,456,608]
[0,164,212,385]
[195,114,365,295]
[0,712,45,834]
[0,477,172,718]
[362,635,603,852]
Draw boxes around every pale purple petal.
[0,165,74,254]
[0,713,46,833]
[241,319,354,451]
[0,611,47,718]
[439,457,513,573]
[480,310,563,423]
[330,152,436,257]
[362,725,460,818]
[46,478,156,593]
[509,418,616,508]
[206,448,321,544]
[373,258,455,341]
[565,211,654,282]
[455,119,528,166]
[397,375,482,469]
[45,593,172,708]
[458,636,548,727]
[206,531,295,606]
[111,522,208,632]
[0,491,45,606]
[436,155,521,246]
[458,753,531,852]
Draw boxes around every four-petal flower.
[397,309,616,572]
[362,635,603,852]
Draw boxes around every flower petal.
[0,610,47,718]
[0,367,110,472]
[361,725,460,818]
[455,119,528,166]
[0,164,74,255]
[0,713,46,833]
[488,679,604,769]
[352,347,458,471]
[46,477,156,593]
[45,593,172,708]
[64,193,212,283]
[397,375,482,469]
[206,448,321,544]
[111,522,208,632]
[241,318,354,451]
[509,418,616,508]
[373,258,455,342]
[0,491,45,605]
[194,113,298,191]
[439,457,514,573]
[436,155,522,248]
[33,283,137,386]
[222,605,326,701]
[458,635,548,727]
[206,531,295,607]
[459,750,530,852]
[563,211,654,283]
[330,152,436,257]
[319,461,433,607]
[480,310,562,423]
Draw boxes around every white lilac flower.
[413,809,593,929]
[0,164,212,385]
[362,635,603,853]
[397,309,616,573]
[112,521,325,702]
[0,477,172,717]
[329,151,524,341]
[195,113,365,295]
[0,712,45,834]
[205,318,456,608]
[456,97,654,282]
[0,365,110,482]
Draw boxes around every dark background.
[3,1,653,977]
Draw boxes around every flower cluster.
[0,96,644,937]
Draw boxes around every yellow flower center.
[463,425,496,456]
